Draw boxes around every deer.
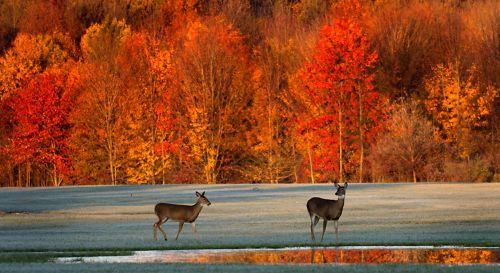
[153,191,211,241]
[307,182,348,243]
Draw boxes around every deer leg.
[334,220,339,244]
[175,222,184,240]
[321,219,328,242]
[153,222,158,241]
[310,215,319,241]
[157,226,168,241]
[191,223,200,240]
[157,218,168,241]
[153,217,167,241]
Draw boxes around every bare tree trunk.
[205,144,217,184]
[17,165,21,187]
[113,145,118,185]
[35,168,40,187]
[151,136,156,185]
[53,163,57,186]
[150,79,158,185]
[105,114,117,185]
[306,131,315,184]
[8,162,14,187]
[339,100,344,184]
[150,134,156,185]
[108,144,115,185]
[359,91,364,183]
[25,162,30,187]
[51,141,60,186]
[291,137,298,183]
[33,167,37,187]
[161,140,165,185]
[267,86,274,183]
[107,133,117,185]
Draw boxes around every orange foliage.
[0,0,499,185]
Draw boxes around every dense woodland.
[0,0,498,186]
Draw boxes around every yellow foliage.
[424,63,498,158]
[186,106,208,162]
[0,33,71,101]
[81,18,132,61]
[126,138,173,184]
[150,48,175,89]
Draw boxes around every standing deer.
[153,191,211,241]
[307,183,348,243]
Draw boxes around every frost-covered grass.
[1,183,499,251]
[0,183,499,272]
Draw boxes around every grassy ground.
[0,183,499,272]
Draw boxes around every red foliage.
[6,69,75,180]
[297,9,385,181]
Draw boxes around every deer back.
[307,197,345,220]
[155,203,202,222]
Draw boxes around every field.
[0,183,499,272]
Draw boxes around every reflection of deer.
[307,183,348,242]
[153,191,211,241]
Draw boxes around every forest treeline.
[0,0,498,186]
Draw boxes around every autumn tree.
[125,0,163,29]
[5,69,76,186]
[424,62,498,160]
[245,4,304,183]
[70,19,131,185]
[150,45,185,184]
[0,32,74,187]
[466,1,500,178]
[467,0,500,89]
[177,15,253,184]
[62,0,106,43]
[292,0,334,25]
[153,56,183,184]
[0,0,25,54]
[0,32,74,101]
[18,0,64,35]
[367,1,441,99]
[297,7,383,183]
[81,18,131,62]
[369,100,444,182]
[117,32,180,184]
[286,74,323,183]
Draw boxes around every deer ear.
[202,191,205,196]
[196,191,201,197]
[334,182,339,189]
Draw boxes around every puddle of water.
[56,246,500,265]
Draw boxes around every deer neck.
[336,195,345,207]
[190,201,204,221]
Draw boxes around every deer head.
[334,183,348,198]
[196,191,211,206]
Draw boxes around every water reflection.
[57,247,499,265]
[308,247,498,265]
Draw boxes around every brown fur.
[153,191,211,241]
[307,183,348,242]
